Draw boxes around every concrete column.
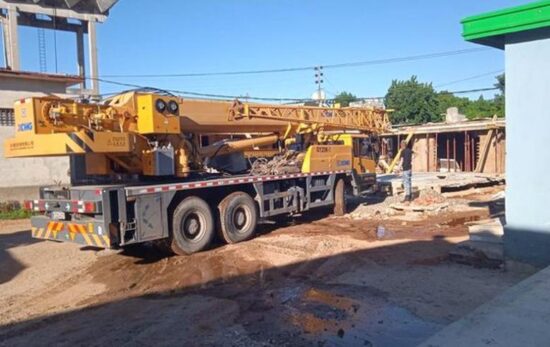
[76,24,86,91]
[504,36,550,267]
[3,7,20,70]
[87,19,99,98]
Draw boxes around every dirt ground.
[0,186,531,346]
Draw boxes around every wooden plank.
[386,131,414,174]
[475,128,495,173]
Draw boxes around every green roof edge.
[462,1,550,44]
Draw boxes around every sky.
[3,0,528,101]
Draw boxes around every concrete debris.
[490,191,505,201]
[390,201,449,213]
[346,195,401,220]
[415,188,447,206]
[377,172,505,196]
[468,218,504,244]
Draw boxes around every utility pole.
[314,66,324,105]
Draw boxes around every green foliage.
[0,201,32,220]
[385,76,442,125]
[495,73,505,93]
[333,91,358,107]
[437,92,504,120]
[437,92,470,115]
[385,75,505,124]
[0,209,32,220]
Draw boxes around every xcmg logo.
[17,122,33,131]
[337,160,351,167]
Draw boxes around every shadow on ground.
[0,229,39,285]
[0,234,521,347]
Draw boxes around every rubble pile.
[346,195,401,220]
[414,189,447,206]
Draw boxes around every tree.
[436,74,505,120]
[333,91,358,107]
[494,73,505,94]
[463,95,499,119]
[385,76,441,125]
[437,92,470,116]
[493,74,505,117]
[436,92,504,120]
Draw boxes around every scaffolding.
[0,0,118,97]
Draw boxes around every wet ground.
[0,186,531,346]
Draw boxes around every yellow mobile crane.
[4,91,389,255]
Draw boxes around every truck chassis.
[27,170,374,254]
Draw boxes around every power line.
[92,77,310,102]
[100,48,489,79]
[440,87,498,94]
[435,70,503,88]
[92,76,499,103]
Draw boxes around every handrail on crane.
[229,100,391,133]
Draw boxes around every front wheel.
[218,192,258,244]
[170,196,215,255]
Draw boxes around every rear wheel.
[333,178,347,216]
[170,196,215,255]
[218,192,258,244]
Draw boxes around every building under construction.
[381,109,505,174]
[0,0,117,200]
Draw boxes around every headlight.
[168,100,179,114]
[155,99,167,113]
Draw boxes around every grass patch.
[0,201,33,220]
[0,209,33,220]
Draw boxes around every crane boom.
[229,100,390,133]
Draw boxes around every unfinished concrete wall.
[412,137,427,172]
[411,135,437,173]
[480,131,505,174]
[476,130,505,174]
[504,35,550,266]
[0,127,69,201]
[0,79,71,108]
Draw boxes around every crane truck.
[4,91,390,255]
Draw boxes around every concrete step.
[468,218,504,244]
[449,240,504,269]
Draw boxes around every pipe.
[453,135,457,171]
[471,136,475,171]
[435,133,439,171]
[495,129,498,173]
[426,133,429,172]
[198,134,279,158]
[446,137,450,172]
[464,131,471,171]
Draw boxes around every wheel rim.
[180,211,206,242]
[232,206,251,234]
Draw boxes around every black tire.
[218,192,258,244]
[170,196,215,255]
[333,178,347,216]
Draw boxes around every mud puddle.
[239,283,443,346]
